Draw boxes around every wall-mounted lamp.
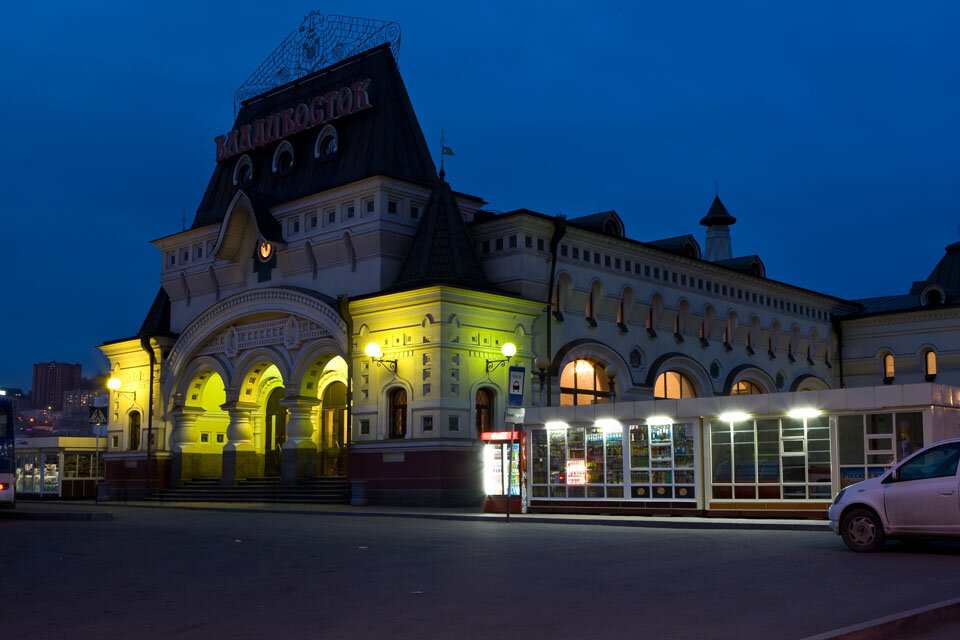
[788,408,822,419]
[718,411,750,423]
[107,377,136,400]
[486,342,516,373]
[364,343,397,373]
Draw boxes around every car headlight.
[832,489,846,505]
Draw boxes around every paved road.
[2,505,959,639]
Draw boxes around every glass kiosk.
[482,430,524,513]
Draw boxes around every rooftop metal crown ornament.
[234,12,401,115]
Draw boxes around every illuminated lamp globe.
[501,342,517,358]
[107,377,122,390]
[534,355,551,372]
[604,365,617,381]
[364,342,383,359]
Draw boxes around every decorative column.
[280,395,321,485]
[220,400,260,485]
[170,406,205,486]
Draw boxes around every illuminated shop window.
[653,371,696,399]
[925,350,937,379]
[731,380,764,396]
[475,387,494,435]
[559,359,611,406]
[883,353,895,381]
[388,388,407,439]
[709,415,832,500]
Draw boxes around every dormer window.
[272,140,294,174]
[233,155,253,187]
[314,124,338,159]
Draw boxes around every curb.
[91,501,829,531]
[0,510,114,522]
[800,596,960,640]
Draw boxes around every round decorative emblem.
[258,242,273,261]
[657,487,665,495]
[679,488,687,497]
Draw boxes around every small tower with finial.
[700,188,737,262]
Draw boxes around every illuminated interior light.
[364,342,382,358]
[719,411,751,422]
[107,377,121,390]
[788,408,822,419]
[544,421,569,431]
[574,360,594,375]
[500,342,517,357]
[646,415,672,425]
[595,418,622,432]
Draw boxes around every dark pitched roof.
[192,44,437,230]
[923,241,960,295]
[139,288,173,337]
[647,235,702,259]
[714,255,766,277]
[391,179,488,290]
[567,211,624,237]
[700,196,737,226]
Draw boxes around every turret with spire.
[700,195,737,262]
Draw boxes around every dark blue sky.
[1,1,958,390]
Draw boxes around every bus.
[0,399,14,508]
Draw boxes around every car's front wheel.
[840,507,886,552]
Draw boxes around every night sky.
[1,1,957,390]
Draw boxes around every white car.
[829,437,960,552]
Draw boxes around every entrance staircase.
[151,477,349,504]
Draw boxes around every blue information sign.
[507,366,525,407]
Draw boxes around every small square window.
[194,245,203,259]
[509,235,518,248]
[698,278,704,289]
[537,238,544,251]
[365,199,375,213]
[422,415,433,432]
[448,416,460,432]
[216,433,224,444]
[645,265,651,276]
[346,205,355,219]
[583,250,590,261]
[672,272,678,283]
[681,274,686,285]
[604,255,611,267]
[200,433,210,443]
[360,419,370,435]
[560,244,567,256]
[309,214,318,228]
[663,270,669,281]
[593,253,600,265]
[387,200,398,214]
[326,208,336,224]
[292,218,300,233]
[181,250,189,263]
[496,238,504,250]
[167,254,175,266]
[410,205,420,219]
[624,260,630,271]
[737,289,743,299]
[482,240,491,254]
[614,258,621,269]
[207,240,215,255]
[634,263,641,274]
[111,435,119,448]
[722,285,728,295]
[525,236,533,249]
[654,267,660,278]
[572,247,580,259]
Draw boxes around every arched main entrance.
[319,381,347,476]
[264,387,287,477]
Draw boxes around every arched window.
[925,350,937,380]
[559,359,611,406]
[233,155,253,187]
[272,140,294,174]
[731,380,764,396]
[883,353,895,382]
[388,388,407,439]
[314,124,338,158]
[475,388,494,435]
[653,371,696,399]
[128,411,141,451]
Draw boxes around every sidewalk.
[14,499,831,531]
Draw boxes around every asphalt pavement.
[2,503,959,639]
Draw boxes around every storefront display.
[709,415,832,501]
[837,412,923,488]
[529,422,697,501]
